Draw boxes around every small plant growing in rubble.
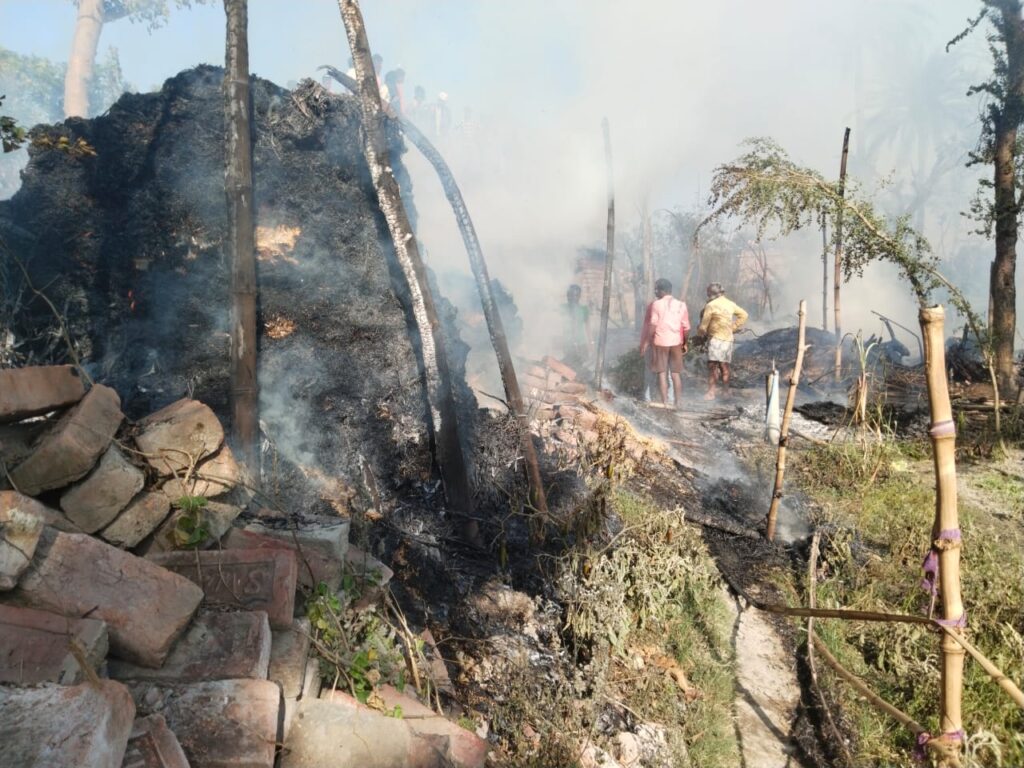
[306,580,407,707]
[171,495,210,549]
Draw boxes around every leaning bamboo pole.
[920,305,966,765]
[766,300,807,541]
[834,127,850,382]
[594,117,615,390]
[336,0,472,518]
[320,65,548,517]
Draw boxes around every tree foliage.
[700,137,940,306]
[0,98,26,154]
[81,0,211,30]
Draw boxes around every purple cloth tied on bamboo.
[921,550,939,595]
[913,731,932,762]
[935,611,967,629]
[929,419,956,438]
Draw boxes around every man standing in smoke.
[640,278,689,409]
[696,282,748,400]
[562,284,592,369]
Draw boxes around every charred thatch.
[0,66,475,515]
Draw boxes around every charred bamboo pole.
[833,127,850,382]
[766,300,807,541]
[337,0,472,518]
[321,65,548,517]
[920,305,966,765]
[223,0,259,472]
[594,117,615,389]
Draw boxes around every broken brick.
[0,603,108,685]
[122,714,190,768]
[0,489,83,533]
[8,383,123,495]
[129,679,280,768]
[60,445,145,533]
[0,501,42,590]
[0,679,135,768]
[223,521,348,591]
[143,500,242,554]
[11,530,203,667]
[0,364,86,423]
[159,444,243,500]
[542,355,578,381]
[134,398,224,476]
[147,547,297,628]
[109,610,271,683]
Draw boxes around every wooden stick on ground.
[806,531,854,766]
[766,299,807,541]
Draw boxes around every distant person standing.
[640,278,690,409]
[696,282,748,400]
[385,68,406,115]
[562,284,593,369]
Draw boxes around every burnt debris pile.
[0,66,474,517]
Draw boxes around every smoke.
[0,0,1008,367]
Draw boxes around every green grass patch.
[792,441,1024,767]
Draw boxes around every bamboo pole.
[321,65,548,518]
[224,0,259,473]
[834,127,850,382]
[766,300,807,541]
[337,0,473,520]
[640,197,653,332]
[820,209,829,331]
[920,305,966,765]
[594,117,615,390]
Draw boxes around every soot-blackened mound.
[0,66,474,514]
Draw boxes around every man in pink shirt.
[639,278,690,409]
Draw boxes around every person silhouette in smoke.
[640,278,689,409]
[561,284,593,369]
[696,282,748,400]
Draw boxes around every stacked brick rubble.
[0,365,487,768]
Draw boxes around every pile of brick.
[519,355,589,419]
[0,365,485,768]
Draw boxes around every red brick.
[0,490,83,533]
[147,548,297,629]
[0,364,86,423]
[0,679,135,768]
[11,531,203,667]
[541,355,578,381]
[0,501,42,589]
[557,381,588,395]
[9,384,123,495]
[60,445,145,533]
[0,603,108,685]
[100,492,171,549]
[223,523,347,591]
[123,714,190,768]
[143,501,242,554]
[109,611,270,683]
[130,679,280,768]
[135,399,224,476]
[159,444,243,500]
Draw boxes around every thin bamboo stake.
[766,300,807,541]
[834,127,850,382]
[594,117,615,390]
[810,633,961,766]
[820,208,829,331]
[920,305,966,766]
[939,626,1024,710]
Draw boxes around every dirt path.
[726,593,803,768]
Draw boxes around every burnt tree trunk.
[992,1,1024,395]
[223,0,259,472]
[336,0,472,518]
[595,117,615,389]
[64,0,105,118]
[833,127,850,382]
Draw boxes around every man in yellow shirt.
[697,282,748,400]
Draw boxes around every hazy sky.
[0,1,1005,347]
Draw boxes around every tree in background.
[64,0,206,118]
[951,0,1024,393]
